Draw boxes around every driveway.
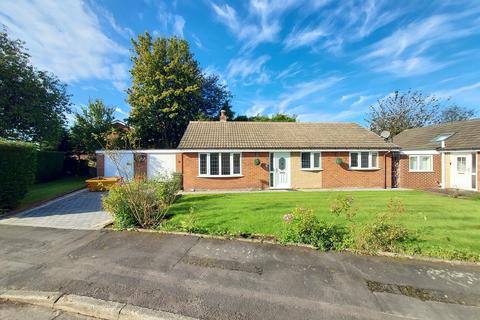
[0,225,479,320]
[0,190,112,230]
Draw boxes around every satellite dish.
[380,130,391,139]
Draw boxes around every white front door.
[272,152,291,189]
[451,154,473,190]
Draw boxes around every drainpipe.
[384,151,390,189]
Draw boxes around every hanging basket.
[335,157,343,165]
[253,158,261,166]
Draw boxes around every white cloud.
[276,62,303,80]
[436,82,480,98]
[192,34,204,49]
[115,108,129,117]
[226,55,271,84]
[359,12,480,77]
[173,15,185,38]
[278,76,343,112]
[284,0,401,51]
[0,0,129,86]
[211,0,300,51]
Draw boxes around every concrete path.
[0,190,112,230]
[0,300,96,320]
[0,225,479,320]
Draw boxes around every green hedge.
[35,150,64,182]
[0,140,37,210]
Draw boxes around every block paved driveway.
[0,190,112,230]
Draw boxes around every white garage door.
[148,153,176,179]
[104,153,134,181]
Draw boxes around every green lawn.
[166,190,480,260]
[19,176,85,208]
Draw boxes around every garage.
[104,152,134,180]
[147,152,177,179]
[97,150,178,181]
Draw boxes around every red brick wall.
[322,151,392,188]
[398,154,441,189]
[182,152,269,191]
[96,153,104,177]
[134,153,148,180]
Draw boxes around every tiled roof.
[178,121,398,149]
[393,119,480,150]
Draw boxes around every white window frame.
[300,152,322,170]
[349,151,379,170]
[409,155,433,172]
[198,152,242,177]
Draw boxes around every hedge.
[0,140,37,210]
[35,150,64,182]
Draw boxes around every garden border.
[128,228,480,267]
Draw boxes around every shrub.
[353,222,411,253]
[330,194,357,220]
[102,176,181,229]
[352,198,412,253]
[35,150,64,182]
[280,207,348,251]
[0,139,37,210]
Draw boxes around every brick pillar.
[96,153,104,177]
[176,153,183,173]
[134,153,148,180]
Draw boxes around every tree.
[129,33,221,148]
[0,30,71,148]
[198,74,234,120]
[366,90,444,137]
[70,99,115,155]
[235,113,297,122]
[433,105,476,124]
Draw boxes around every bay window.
[409,155,433,172]
[301,152,321,170]
[350,151,379,169]
[199,153,242,176]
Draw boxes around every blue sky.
[1,0,479,125]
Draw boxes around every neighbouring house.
[176,114,398,191]
[392,119,480,192]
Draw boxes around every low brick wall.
[398,154,441,189]
[182,152,269,191]
[322,151,392,188]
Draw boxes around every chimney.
[219,110,228,122]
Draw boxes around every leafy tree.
[198,74,234,120]
[0,30,71,147]
[366,90,443,137]
[71,99,115,154]
[235,113,297,122]
[433,105,476,124]
[129,34,215,147]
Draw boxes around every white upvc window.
[199,153,242,176]
[301,152,322,170]
[409,155,433,172]
[349,151,379,170]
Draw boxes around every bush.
[353,222,411,253]
[330,194,357,220]
[35,150,64,182]
[280,207,348,251]
[0,140,37,210]
[352,198,412,253]
[102,176,181,229]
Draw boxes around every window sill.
[349,167,380,171]
[301,168,323,171]
[197,175,244,178]
[408,170,434,173]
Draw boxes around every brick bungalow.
[392,119,480,191]
[175,113,398,191]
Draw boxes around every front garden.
[102,182,480,262]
